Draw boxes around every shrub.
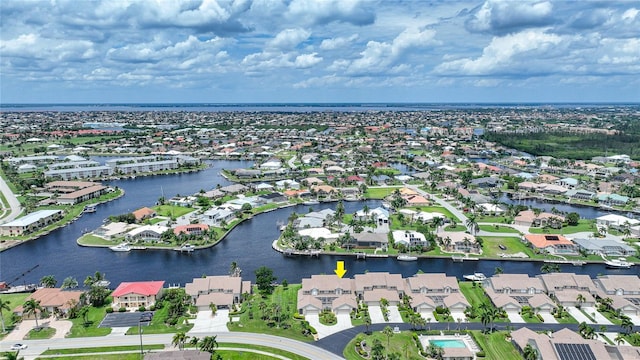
[536,314,545,322]
[149,305,156,311]
[138,306,146,312]
[309,326,317,335]
[118,307,127,312]
[105,308,114,313]
[476,351,486,357]
[293,313,305,320]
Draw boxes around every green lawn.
[42,345,164,355]
[444,224,466,231]
[0,293,31,335]
[471,331,521,360]
[478,225,521,234]
[25,326,56,339]
[459,282,491,308]
[36,354,142,360]
[364,187,397,199]
[480,237,534,259]
[228,284,314,342]
[125,304,193,335]
[344,331,422,360]
[152,205,196,218]
[77,234,115,246]
[68,304,112,338]
[529,219,595,234]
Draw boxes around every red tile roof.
[112,281,165,297]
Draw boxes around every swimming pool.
[429,339,466,348]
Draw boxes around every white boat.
[83,204,97,213]
[109,243,131,252]
[177,244,195,252]
[463,272,487,282]
[397,255,418,261]
[605,258,633,269]
[302,200,319,205]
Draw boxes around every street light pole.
[138,320,143,359]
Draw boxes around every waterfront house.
[595,214,639,231]
[125,225,169,242]
[297,275,356,316]
[538,273,597,307]
[133,207,157,222]
[201,208,235,227]
[354,207,389,226]
[483,274,555,315]
[173,224,209,237]
[392,230,427,248]
[572,238,637,257]
[565,188,596,201]
[555,177,579,189]
[111,281,165,310]
[349,232,389,249]
[17,288,83,318]
[514,210,564,228]
[185,275,252,310]
[594,275,640,317]
[354,272,405,306]
[0,209,64,236]
[94,222,139,240]
[405,273,469,318]
[436,231,480,254]
[523,234,577,255]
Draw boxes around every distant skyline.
[1,0,639,104]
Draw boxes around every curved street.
[0,175,21,224]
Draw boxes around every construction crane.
[2,264,40,286]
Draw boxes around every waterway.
[0,161,636,288]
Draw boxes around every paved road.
[1,331,343,360]
[0,175,21,224]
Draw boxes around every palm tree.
[209,303,217,317]
[523,343,538,360]
[614,333,625,345]
[620,315,634,334]
[382,325,394,360]
[465,214,479,235]
[40,275,57,288]
[364,314,372,334]
[61,276,79,290]
[83,271,105,287]
[172,331,189,350]
[198,335,219,355]
[576,294,586,309]
[22,299,43,328]
[0,297,11,333]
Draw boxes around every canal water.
[0,161,636,288]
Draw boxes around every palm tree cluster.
[172,332,221,359]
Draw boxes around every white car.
[10,343,27,350]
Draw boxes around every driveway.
[3,319,73,342]
[539,312,558,324]
[188,310,229,333]
[387,306,403,323]
[451,311,466,323]
[506,311,525,323]
[581,307,612,325]
[368,306,386,324]
[305,313,352,339]
[567,306,593,324]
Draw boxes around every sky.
[1,0,639,104]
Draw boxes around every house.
[594,275,640,317]
[17,288,83,318]
[259,192,287,203]
[173,224,209,237]
[126,224,170,242]
[391,230,427,247]
[483,274,555,315]
[405,273,469,319]
[350,232,388,249]
[354,207,389,226]
[201,208,235,227]
[596,214,639,231]
[513,210,564,228]
[470,177,500,188]
[184,275,252,310]
[354,272,405,306]
[555,177,579,189]
[538,273,597,307]
[510,327,629,360]
[0,209,64,236]
[297,275,356,316]
[94,222,139,240]
[436,231,480,254]
[597,193,629,205]
[573,238,637,257]
[565,188,596,200]
[111,281,165,310]
[132,207,157,222]
[523,234,577,255]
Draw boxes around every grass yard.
[364,187,397,199]
[343,331,423,360]
[480,236,534,258]
[25,326,56,339]
[152,205,196,218]
[479,225,521,234]
[471,331,521,360]
[42,345,165,355]
[125,303,193,335]
[77,234,114,246]
[36,354,142,360]
[228,284,314,342]
[444,224,466,231]
[459,282,491,308]
[68,304,112,338]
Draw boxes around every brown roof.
[133,207,156,221]
[18,288,83,311]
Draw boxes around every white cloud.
[294,53,322,68]
[286,0,375,26]
[466,0,554,34]
[268,28,311,50]
[435,29,562,75]
[320,34,359,50]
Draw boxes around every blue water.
[430,339,466,348]
[0,160,636,288]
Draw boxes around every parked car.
[498,244,507,250]
[11,344,27,350]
